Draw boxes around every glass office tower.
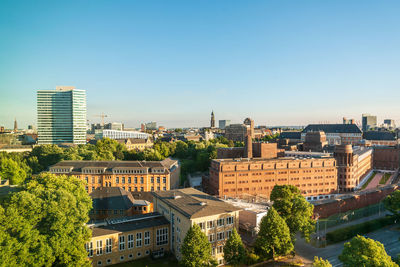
[37,86,87,145]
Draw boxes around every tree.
[384,190,400,218]
[0,157,27,185]
[270,185,315,241]
[223,228,246,266]
[30,144,64,172]
[339,235,398,267]
[0,172,92,266]
[180,224,214,267]
[255,207,293,260]
[313,257,332,267]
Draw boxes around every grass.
[361,171,377,189]
[112,255,179,267]
[379,173,392,185]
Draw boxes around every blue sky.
[1,0,400,128]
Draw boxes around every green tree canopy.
[30,144,64,172]
[0,172,92,266]
[223,228,246,266]
[313,257,332,267]
[384,190,400,218]
[180,224,214,267]
[339,235,398,267]
[0,157,27,185]
[270,185,315,241]
[255,207,293,260]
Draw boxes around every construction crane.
[94,113,108,126]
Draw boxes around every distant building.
[302,131,328,152]
[13,118,18,132]
[225,124,247,142]
[362,114,377,132]
[218,120,230,130]
[211,111,215,128]
[86,212,170,266]
[152,188,241,265]
[37,86,86,145]
[343,117,355,124]
[383,119,396,129]
[363,131,398,146]
[96,129,149,140]
[104,122,124,131]
[302,124,362,145]
[116,138,153,151]
[144,122,157,131]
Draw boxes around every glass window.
[128,234,134,249]
[96,240,103,255]
[85,242,93,257]
[119,236,125,251]
[128,177,131,183]
[156,228,168,246]
[106,238,112,254]
[122,177,125,184]
[136,232,142,247]
[144,231,150,246]
[163,177,166,183]
[116,177,119,184]
[140,177,144,184]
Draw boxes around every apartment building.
[49,159,180,193]
[86,212,170,266]
[152,188,241,266]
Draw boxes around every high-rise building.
[383,119,396,129]
[210,111,215,128]
[218,119,230,129]
[37,86,87,145]
[362,114,377,132]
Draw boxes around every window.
[163,187,166,191]
[156,227,168,246]
[116,177,119,184]
[217,218,225,227]
[98,177,101,183]
[122,177,125,184]
[96,240,103,255]
[140,177,144,183]
[92,177,95,183]
[85,177,88,183]
[207,220,214,228]
[226,216,234,225]
[106,259,111,265]
[85,242,93,257]
[97,261,102,266]
[208,234,215,243]
[217,231,225,241]
[120,256,124,261]
[106,238,112,254]
[128,234,134,249]
[134,177,138,183]
[146,250,150,255]
[128,254,133,259]
[217,245,223,253]
[151,177,154,183]
[151,186,154,191]
[114,210,118,214]
[119,236,125,251]
[163,177,166,183]
[140,187,144,191]
[128,177,131,183]
[137,252,141,257]
[157,177,160,183]
[120,210,124,215]
[136,232,142,247]
[144,231,150,246]
[198,222,205,230]
[226,229,232,239]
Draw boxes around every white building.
[96,129,149,140]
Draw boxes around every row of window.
[85,176,167,184]
[197,216,234,230]
[94,250,151,266]
[209,230,233,243]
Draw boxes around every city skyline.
[2,1,400,128]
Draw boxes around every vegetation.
[326,216,396,243]
[223,228,246,266]
[384,190,400,218]
[313,257,332,267]
[180,224,216,267]
[361,171,376,190]
[0,173,92,266]
[255,207,293,260]
[0,157,28,185]
[380,173,392,185]
[270,185,315,242]
[339,235,398,267]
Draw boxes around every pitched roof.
[90,187,136,210]
[363,131,397,141]
[91,212,169,237]
[152,188,241,219]
[280,131,302,139]
[302,124,362,134]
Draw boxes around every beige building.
[87,213,170,266]
[116,138,153,151]
[49,159,180,194]
[152,188,241,266]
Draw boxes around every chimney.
[245,130,253,159]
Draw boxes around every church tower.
[210,111,215,128]
[14,118,18,132]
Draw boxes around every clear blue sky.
[1,0,400,128]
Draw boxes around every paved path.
[365,172,383,190]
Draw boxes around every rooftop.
[364,131,397,141]
[303,124,362,134]
[90,187,136,211]
[152,188,241,219]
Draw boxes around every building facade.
[207,156,337,200]
[373,146,400,170]
[152,188,241,266]
[96,130,149,140]
[218,120,231,130]
[211,111,216,128]
[334,145,373,192]
[87,213,170,266]
[116,138,154,151]
[49,159,180,194]
[362,114,377,132]
[37,86,86,144]
[302,124,362,145]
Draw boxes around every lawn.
[361,172,376,189]
[112,255,179,267]
[379,173,391,185]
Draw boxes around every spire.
[14,118,18,132]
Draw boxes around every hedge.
[326,216,396,244]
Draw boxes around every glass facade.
[37,86,86,144]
